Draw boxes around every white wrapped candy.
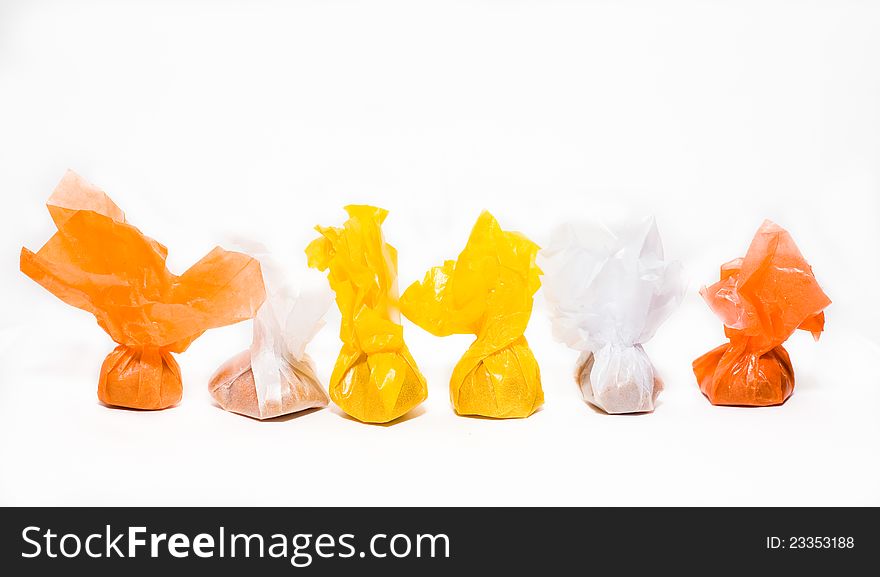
[538,218,684,414]
[209,242,333,419]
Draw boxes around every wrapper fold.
[209,245,332,419]
[693,220,830,406]
[306,205,427,423]
[401,211,543,418]
[20,171,266,410]
[539,219,684,414]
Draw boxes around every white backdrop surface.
[1,0,878,506]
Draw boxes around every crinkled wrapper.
[20,171,266,410]
[693,220,830,406]
[210,350,327,419]
[209,248,332,419]
[401,211,543,419]
[539,219,684,414]
[307,205,427,424]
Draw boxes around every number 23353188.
[766,537,854,549]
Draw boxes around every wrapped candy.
[693,220,830,406]
[401,211,543,418]
[539,219,684,414]
[209,245,332,419]
[20,171,266,410]
[306,205,427,423]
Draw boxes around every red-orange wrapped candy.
[693,220,831,406]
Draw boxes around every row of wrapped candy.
[19,171,831,422]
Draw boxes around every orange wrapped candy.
[20,171,266,410]
[693,220,831,406]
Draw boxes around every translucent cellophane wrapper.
[538,219,684,414]
[693,220,830,406]
[209,245,332,419]
[401,211,544,419]
[19,171,266,410]
[306,205,427,424]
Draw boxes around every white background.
[1,0,878,506]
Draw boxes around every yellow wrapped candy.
[306,205,428,423]
[401,211,543,418]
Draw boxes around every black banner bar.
[1,507,875,573]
